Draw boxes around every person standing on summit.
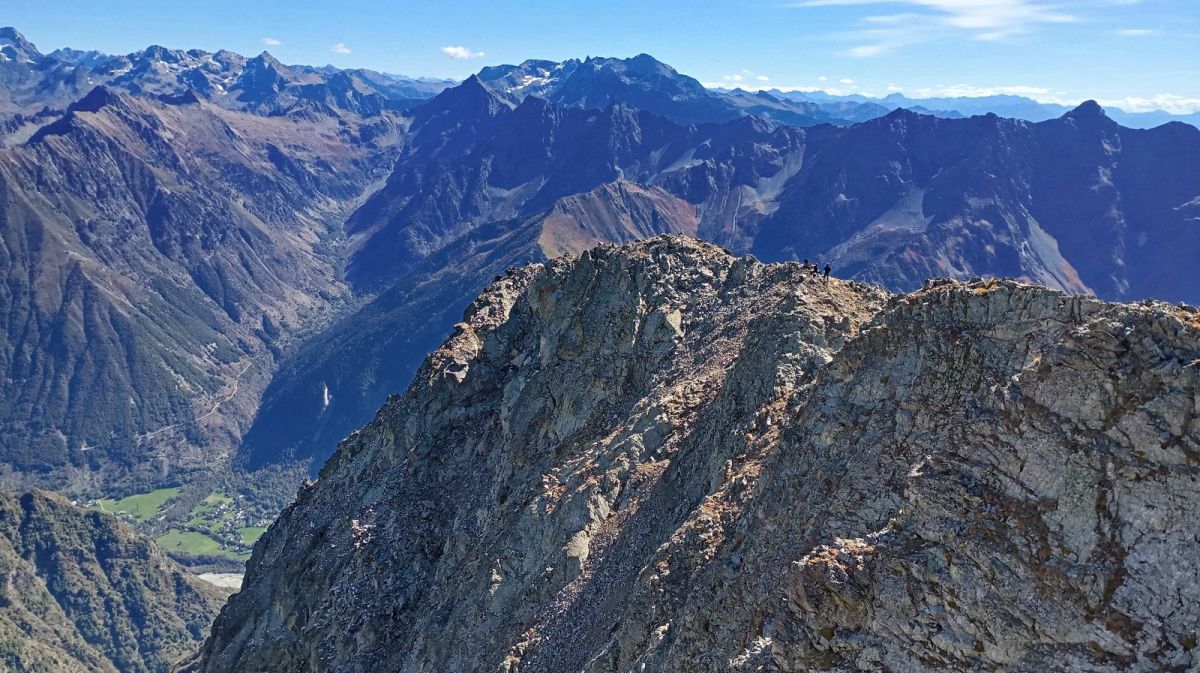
[823,263,831,279]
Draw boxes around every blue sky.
[7,0,1199,112]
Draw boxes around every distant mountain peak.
[1065,99,1106,119]
[475,53,740,125]
[883,106,925,121]
[67,85,120,113]
[140,44,186,63]
[625,52,674,72]
[253,50,284,65]
[449,72,509,105]
[412,73,512,132]
[0,26,42,63]
[242,51,289,74]
[232,52,294,103]
[0,26,30,45]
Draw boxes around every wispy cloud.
[704,71,869,97]
[794,0,1079,56]
[897,83,1200,113]
[848,44,889,56]
[717,69,772,86]
[261,37,283,46]
[330,43,351,54]
[1114,27,1155,36]
[908,83,1066,98]
[1097,93,1200,114]
[442,45,486,60]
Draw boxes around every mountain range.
[0,27,453,122]
[765,88,1200,130]
[0,25,1198,673]
[9,27,1193,133]
[241,78,1200,470]
[0,25,1197,499]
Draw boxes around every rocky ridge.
[193,236,1200,672]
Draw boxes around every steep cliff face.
[0,491,227,673]
[193,236,1200,672]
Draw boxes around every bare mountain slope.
[0,490,227,673]
[0,86,399,486]
[194,237,1200,672]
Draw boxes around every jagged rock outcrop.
[0,490,227,673]
[193,236,1200,672]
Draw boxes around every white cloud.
[330,43,351,54]
[1114,28,1155,36]
[910,83,1057,98]
[796,0,1075,34]
[840,78,855,84]
[719,69,774,85]
[441,45,486,60]
[261,37,282,46]
[848,44,889,57]
[887,82,903,91]
[818,75,828,81]
[795,0,1078,56]
[1096,93,1200,114]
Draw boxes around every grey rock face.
[193,236,1200,672]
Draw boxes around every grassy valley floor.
[90,485,276,570]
